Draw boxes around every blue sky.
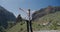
[0,0,60,18]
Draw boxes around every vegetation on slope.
[6,11,60,32]
[32,11,60,30]
[6,21,27,32]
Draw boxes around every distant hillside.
[32,11,60,30]
[32,6,60,21]
[0,6,16,28]
[6,11,60,32]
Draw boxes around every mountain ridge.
[32,6,60,21]
[0,6,16,28]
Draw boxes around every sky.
[0,0,60,19]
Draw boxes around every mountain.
[5,6,60,32]
[6,11,60,32]
[32,11,60,30]
[0,6,16,28]
[32,6,60,21]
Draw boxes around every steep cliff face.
[0,6,16,28]
[32,6,60,20]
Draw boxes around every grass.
[6,21,27,32]
[32,11,60,30]
[6,11,60,32]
